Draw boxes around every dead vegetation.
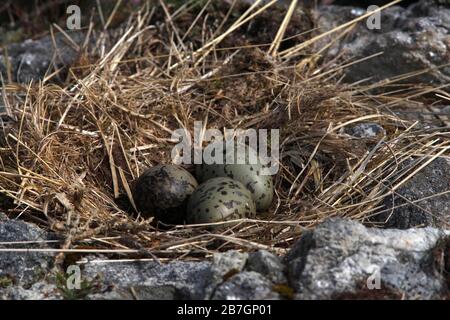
[0,0,449,264]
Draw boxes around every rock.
[0,28,117,84]
[127,285,185,300]
[0,218,53,286]
[285,218,449,299]
[83,250,287,300]
[0,32,86,84]
[202,250,249,298]
[83,260,212,300]
[209,250,286,300]
[378,157,450,229]
[31,219,450,300]
[87,288,134,300]
[443,105,450,113]
[210,250,248,282]
[245,250,287,284]
[1,282,62,300]
[212,271,281,300]
[87,285,183,300]
[344,122,386,138]
[315,0,450,88]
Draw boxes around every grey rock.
[87,288,134,300]
[378,157,450,229]
[204,250,249,298]
[285,218,448,299]
[82,250,272,300]
[210,250,248,282]
[0,219,53,285]
[87,285,182,300]
[46,220,450,300]
[1,282,62,300]
[83,250,254,300]
[205,250,248,297]
[83,260,212,300]
[315,0,450,88]
[246,250,287,284]
[344,122,386,138]
[212,271,281,300]
[0,32,86,84]
[129,285,184,300]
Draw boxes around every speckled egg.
[186,177,256,225]
[133,164,198,224]
[196,143,274,212]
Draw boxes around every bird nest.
[0,0,449,264]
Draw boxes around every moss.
[0,27,25,46]
[434,236,450,297]
[55,271,98,300]
[222,268,240,282]
[272,284,295,300]
[428,235,450,299]
[0,276,13,289]
[332,280,403,300]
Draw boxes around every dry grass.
[0,0,449,264]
